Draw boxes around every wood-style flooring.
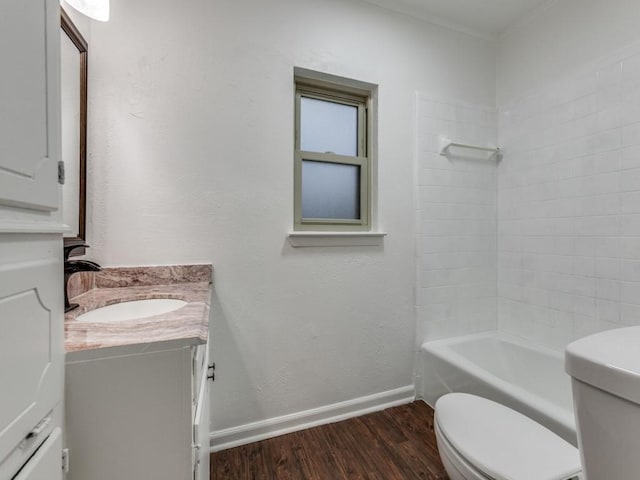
[210,401,449,480]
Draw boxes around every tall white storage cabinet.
[0,0,65,479]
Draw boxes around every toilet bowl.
[434,393,581,480]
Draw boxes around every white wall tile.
[621,215,640,235]
[498,42,640,351]
[417,94,498,342]
[623,122,640,147]
[620,302,640,325]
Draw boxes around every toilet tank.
[566,327,640,480]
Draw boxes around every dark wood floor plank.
[323,421,370,479]
[331,417,398,480]
[266,434,304,480]
[211,401,449,480]
[292,428,334,479]
[311,422,353,478]
[382,404,445,478]
[355,414,423,480]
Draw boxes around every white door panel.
[0,258,63,467]
[0,0,60,212]
[0,0,64,478]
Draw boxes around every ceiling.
[363,0,553,38]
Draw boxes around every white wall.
[497,0,640,350]
[84,0,495,438]
[498,0,640,106]
[416,95,498,343]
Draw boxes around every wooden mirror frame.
[61,8,88,254]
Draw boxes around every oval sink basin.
[76,298,188,323]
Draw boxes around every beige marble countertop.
[64,265,212,354]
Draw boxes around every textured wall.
[498,0,640,106]
[84,0,495,434]
[497,0,640,351]
[416,94,498,342]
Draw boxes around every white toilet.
[434,393,581,480]
[566,326,640,480]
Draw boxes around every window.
[294,75,372,231]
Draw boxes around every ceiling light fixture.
[63,0,110,22]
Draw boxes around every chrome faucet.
[64,243,101,313]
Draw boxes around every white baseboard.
[209,385,415,452]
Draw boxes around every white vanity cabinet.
[65,341,210,480]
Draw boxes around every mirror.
[61,8,88,251]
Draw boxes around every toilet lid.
[435,393,581,480]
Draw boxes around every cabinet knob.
[207,362,215,381]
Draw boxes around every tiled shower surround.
[418,42,640,352]
[498,44,640,351]
[416,95,498,341]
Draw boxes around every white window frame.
[293,75,373,232]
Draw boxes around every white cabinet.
[0,0,60,212]
[0,253,64,477]
[65,341,210,480]
[0,0,64,479]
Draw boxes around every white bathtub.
[421,332,577,446]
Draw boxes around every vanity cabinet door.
[193,354,210,480]
[66,347,195,480]
[192,344,206,406]
[0,0,60,212]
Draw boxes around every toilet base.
[434,419,489,480]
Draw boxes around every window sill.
[287,231,387,247]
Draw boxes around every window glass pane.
[300,97,358,156]
[302,160,360,220]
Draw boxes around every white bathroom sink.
[75,298,188,323]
